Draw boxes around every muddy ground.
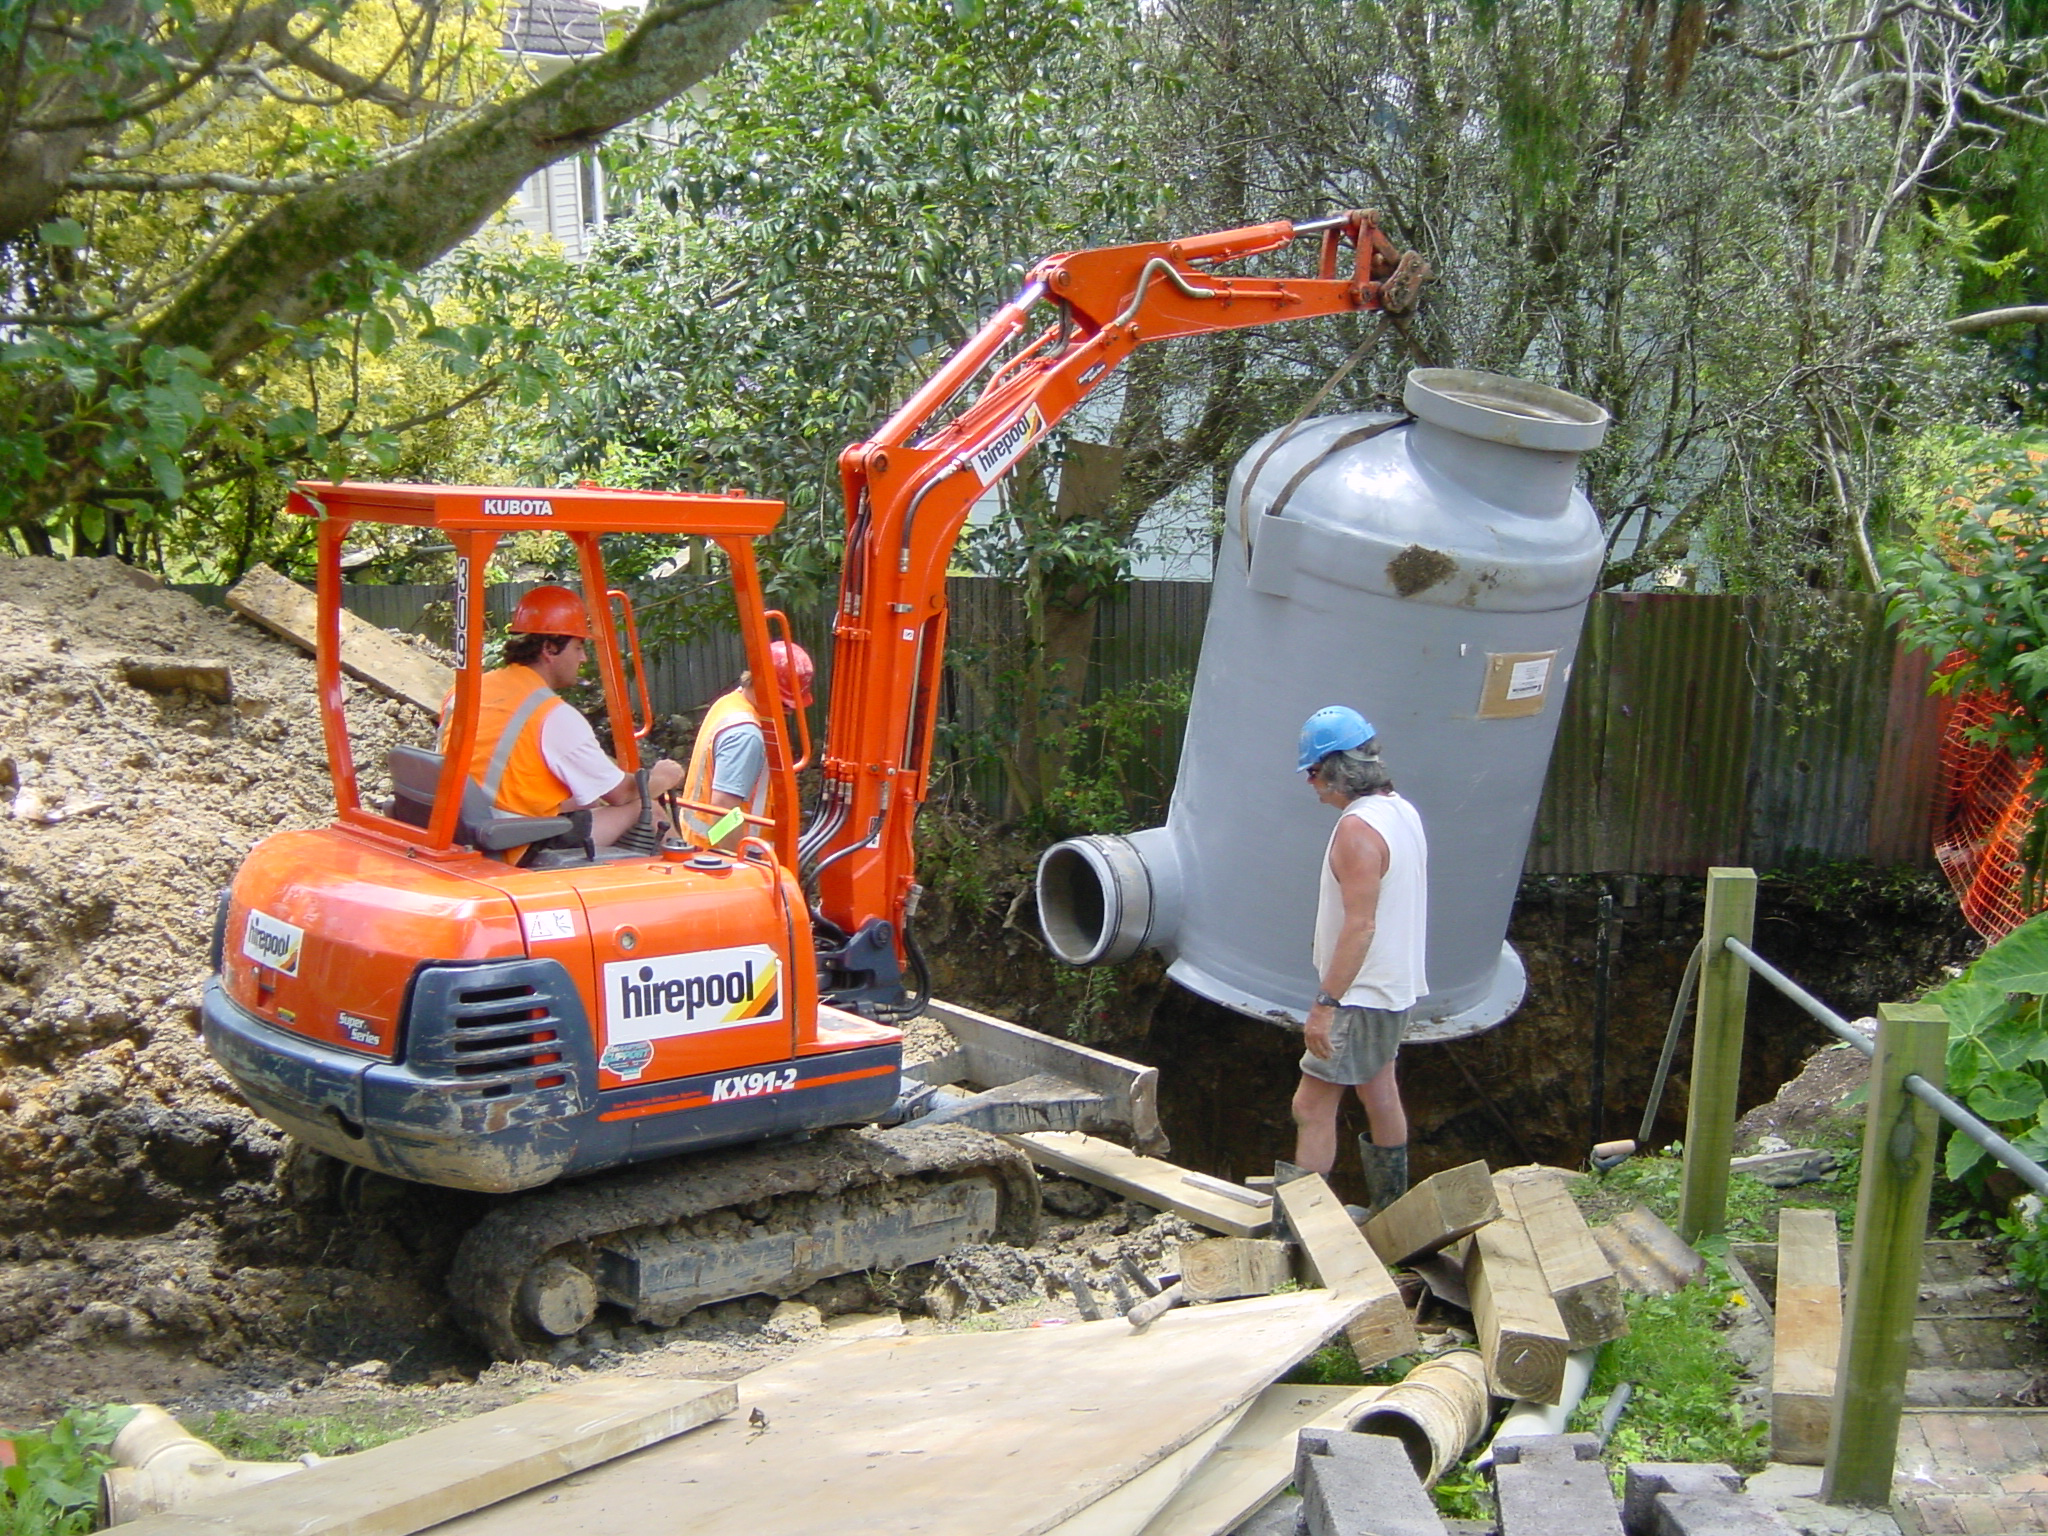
[0,557,1987,1433]
[920,853,1979,1202]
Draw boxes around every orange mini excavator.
[203,213,1425,1355]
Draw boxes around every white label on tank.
[242,908,304,977]
[523,908,576,943]
[602,944,783,1042]
[1506,656,1552,701]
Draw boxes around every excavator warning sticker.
[602,943,782,1043]
[969,405,1047,485]
[241,909,303,977]
[523,908,576,943]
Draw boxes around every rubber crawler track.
[447,1125,1042,1359]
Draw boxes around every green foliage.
[1927,913,2048,1186]
[1568,1263,1767,1475]
[1997,1207,2048,1324]
[1284,1339,1373,1386]
[1893,436,2048,724]
[1432,1464,1494,1522]
[1028,673,1191,838]
[0,0,567,558]
[0,1404,137,1536]
[523,0,1142,604]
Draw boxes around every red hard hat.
[769,640,815,709]
[509,585,590,639]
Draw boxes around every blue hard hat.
[1297,705,1375,772]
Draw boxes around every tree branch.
[141,0,801,371]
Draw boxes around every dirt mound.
[0,558,430,1238]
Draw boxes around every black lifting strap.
[1236,312,1423,567]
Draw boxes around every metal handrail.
[1723,936,2048,1200]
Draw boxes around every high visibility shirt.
[681,686,768,837]
[448,665,573,819]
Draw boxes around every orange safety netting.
[1934,663,2046,941]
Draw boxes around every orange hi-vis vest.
[449,665,573,818]
[681,686,768,836]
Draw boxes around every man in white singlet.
[1290,705,1428,1216]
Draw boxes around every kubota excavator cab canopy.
[285,481,808,873]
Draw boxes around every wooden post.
[1678,867,1757,1244]
[1821,1003,1946,1508]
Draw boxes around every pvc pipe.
[1476,1347,1600,1468]
[101,1405,317,1525]
[1351,1349,1491,1488]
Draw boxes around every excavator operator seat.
[386,746,573,854]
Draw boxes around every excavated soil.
[0,562,1209,1428]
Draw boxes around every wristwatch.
[1314,991,1342,1008]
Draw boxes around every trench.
[928,865,1979,1207]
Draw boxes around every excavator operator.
[681,639,813,849]
[452,585,684,850]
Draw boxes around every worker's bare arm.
[588,757,684,809]
[1304,815,1389,1058]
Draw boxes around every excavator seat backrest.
[386,746,573,854]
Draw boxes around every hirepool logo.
[481,497,554,516]
[241,908,304,977]
[969,406,1046,486]
[602,944,781,1043]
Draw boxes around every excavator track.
[447,1124,1041,1359]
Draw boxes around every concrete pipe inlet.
[1036,835,1155,966]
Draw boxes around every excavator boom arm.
[806,212,1426,976]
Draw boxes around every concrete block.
[1622,1463,1743,1534]
[1295,1427,1446,1536]
[1652,1492,1800,1536]
[1623,1464,1799,1536]
[1491,1433,1624,1536]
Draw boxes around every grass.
[1282,1339,1430,1388]
[1566,1259,1768,1480]
[183,1405,424,1461]
[1577,1138,1863,1243]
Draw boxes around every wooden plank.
[434,1288,1374,1536]
[1496,1167,1628,1348]
[1592,1203,1705,1295]
[226,563,451,714]
[1822,1004,1947,1506]
[1466,1195,1572,1402]
[1773,1207,1843,1464]
[1678,867,1757,1243]
[112,1376,734,1536]
[1363,1159,1499,1266]
[925,1000,1165,1154]
[1041,1401,1250,1536]
[1274,1174,1418,1369]
[1008,1131,1273,1238]
[1135,1386,1384,1536]
[1180,1239,1292,1303]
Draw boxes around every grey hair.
[1315,743,1393,797]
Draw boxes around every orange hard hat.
[509,585,590,639]
[769,639,815,709]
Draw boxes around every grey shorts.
[1300,1005,1408,1086]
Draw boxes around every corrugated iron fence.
[184,580,1944,871]
[1526,592,1943,873]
